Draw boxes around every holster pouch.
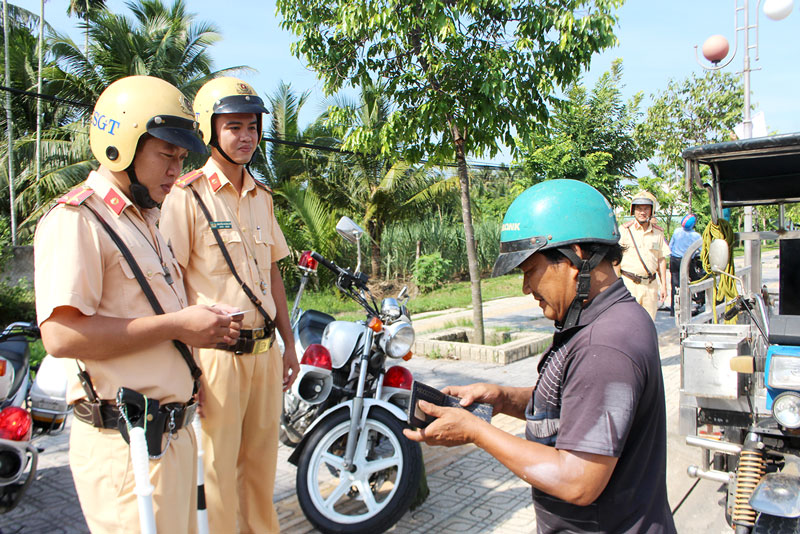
[116,387,163,457]
[74,368,101,425]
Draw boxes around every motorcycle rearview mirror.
[336,216,365,274]
[398,286,408,300]
[335,217,365,245]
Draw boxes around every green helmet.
[492,179,619,277]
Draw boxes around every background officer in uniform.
[34,75,242,533]
[404,180,676,534]
[618,190,670,320]
[160,77,299,533]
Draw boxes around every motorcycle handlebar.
[310,251,341,276]
[310,251,371,296]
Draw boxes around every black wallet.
[407,381,493,428]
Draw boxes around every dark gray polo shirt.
[525,278,676,534]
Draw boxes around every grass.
[287,273,522,320]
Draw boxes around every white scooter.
[0,322,70,514]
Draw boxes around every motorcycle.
[281,216,423,534]
[0,322,70,514]
[679,134,800,534]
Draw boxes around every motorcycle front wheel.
[296,407,423,534]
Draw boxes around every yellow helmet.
[629,190,658,216]
[193,77,268,144]
[89,76,206,172]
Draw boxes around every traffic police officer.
[160,77,300,533]
[34,75,242,533]
[618,190,671,320]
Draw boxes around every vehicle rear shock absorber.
[732,432,766,531]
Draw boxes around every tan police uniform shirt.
[618,220,671,278]
[34,171,193,405]
[159,159,290,327]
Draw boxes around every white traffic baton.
[192,416,209,534]
[128,426,157,534]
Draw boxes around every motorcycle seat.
[0,337,30,400]
[297,310,335,348]
[768,314,800,346]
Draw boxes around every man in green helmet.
[405,180,675,533]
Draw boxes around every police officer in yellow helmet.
[618,190,671,320]
[161,77,298,533]
[34,75,242,533]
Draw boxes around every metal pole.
[3,0,16,245]
[36,0,43,202]
[742,0,754,276]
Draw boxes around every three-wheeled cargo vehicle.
[678,133,800,534]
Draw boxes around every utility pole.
[36,0,45,206]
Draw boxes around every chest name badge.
[210,221,232,230]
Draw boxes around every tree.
[50,0,242,115]
[637,71,744,231]
[66,0,106,57]
[278,0,622,343]
[515,59,645,205]
[312,82,454,277]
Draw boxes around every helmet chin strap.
[554,246,607,331]
[126,167,158,209]
[210,139,241,166]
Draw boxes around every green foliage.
[515,59,646,205]
[413,252,452,292]
[636,71,743,223]
[379,218,501,280]
[277,0,623,163]
[0,279,35,327]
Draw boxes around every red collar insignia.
[103,188,126,215]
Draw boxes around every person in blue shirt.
[669,214,703,316]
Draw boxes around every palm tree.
[50,0,246,116]
[311,82,455,277]
[0,6,79,238]
[66,0,106,57]
[6,0,246,237]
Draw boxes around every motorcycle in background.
[0,322,70,514]
[281,216,423,534]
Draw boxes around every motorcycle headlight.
[379,321,415,358]
[768,354,800,389]
[772,392,800,429]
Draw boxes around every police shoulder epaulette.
[253,179,272,194]
[56,185,94,206]
[174,169,205,188]
[652,222,664,232]
[622,220,634,228]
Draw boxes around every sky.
[12,0,800,167]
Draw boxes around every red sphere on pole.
[702,35,730,64]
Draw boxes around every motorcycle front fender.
[287,398,408,466]
[750,472,800,518]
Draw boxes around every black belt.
[219,323,275,354]
[620,269,657,284]
[73,399,196,431]
[240,326,272,340]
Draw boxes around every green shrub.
[0,279,35,327]
[413,253,452,292]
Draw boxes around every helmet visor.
[213,94,269,116]
[491,236,548,278]
[146,115,207,154]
